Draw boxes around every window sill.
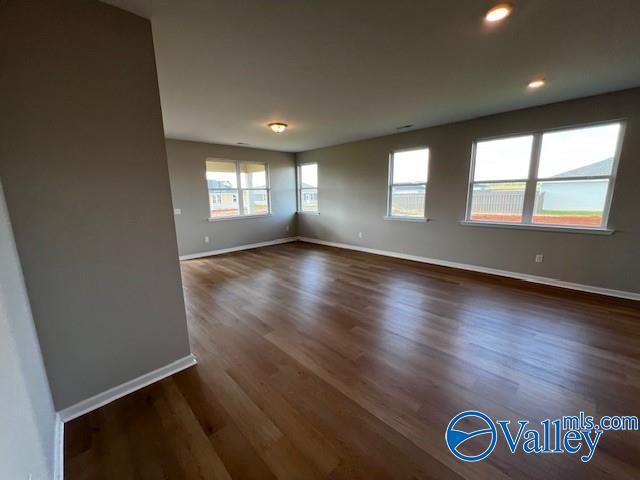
[207,213,272,222]
[384,215,430,222]
[459,220,614,235]
[297,211,320,216]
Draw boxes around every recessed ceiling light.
[528,79,546,89]
[268,122,288,133]
[485,3,513,22]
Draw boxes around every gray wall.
[166,139,296,257]
[297,88,640,295]
[0,182,56,480]
[0,1,191,409]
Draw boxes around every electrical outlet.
[535,254,544,263]
[358,231,363,239]
[286,225,290,232]
[174,208,181,215]
[204,236,210,244]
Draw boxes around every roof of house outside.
[207,179,234,189]
[552,157,613,178]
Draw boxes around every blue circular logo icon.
[445,410,497,462]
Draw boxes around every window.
[468,135,533,223]
[533,123,621,226]
[466,122,623,229]
[387,147,429,218]
[297,163,318,213]
[206,159,270,219]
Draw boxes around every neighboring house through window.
[466,121,624,229]
[206,159,270,219]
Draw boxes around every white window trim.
[464,120,625,231]
[459,221,613,235]
[206,158,271,220]
[296,162,319,214]
[208,213,272,222]
[387,146,430,220]
[383,215,429,222]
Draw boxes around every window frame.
[205,158,271,221]
[386,146,430,220]
[464,120,626,231]
[297,162,319,214]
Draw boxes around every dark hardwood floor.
[65,241,640,479]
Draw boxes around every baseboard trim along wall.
[58,354,197,423]
[179,237,298,260]
[296,237,640,301]
[53,414,64,480]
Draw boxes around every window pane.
[242,189,269,215]
[240,162,267,188]
[209,189,239,217]
[300,188,318,212]
[537,123,620,179]
[206,160,237,188]
[532,179,608,226]
[391,185,425,217]
[392,148,429,184]
[469,182,526,222]
[473,135,533,181]
[300,164,318,188]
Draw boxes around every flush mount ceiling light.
[268,122,288,133]
[485,3,513,22]
[528,78,546,89]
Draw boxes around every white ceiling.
[104,0,640,152]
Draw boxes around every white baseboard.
[53,413,64,480]
[179,237,297,260]
[58,354,197,423]
[297,236,640,301]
